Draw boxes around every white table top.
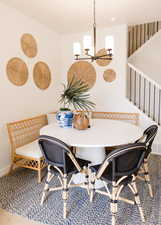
[40,119,143,148]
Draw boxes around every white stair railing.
[127,63,161,125]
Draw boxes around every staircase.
[127,21,161,125]
[128,21,161,56]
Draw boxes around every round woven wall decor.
[21,33,37,58]
[67,61,96,89]
[96,48,111,67]
[33,61,51,90]
[7,57,28,86]
[103,69,116,83]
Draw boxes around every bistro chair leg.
[143,160,153,198]
[111,182,118,225]
[38,169,41,183]
[90,172,95,202]
[129,178,145,223]
[90,181,95,202]
[85,166,91,195]
[85,173,90,195]
[41,166,53,205]
[62,174,68,219]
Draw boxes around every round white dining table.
[40,119,143,188]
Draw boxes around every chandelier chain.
[93,0,96,26]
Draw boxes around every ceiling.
[1,0,161,34]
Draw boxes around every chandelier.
[73,0,113,62]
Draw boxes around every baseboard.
[0,165,11,177]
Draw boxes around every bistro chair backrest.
[97,143,146,180]
[39,135,81,174]
[136,125,158,158]
[143,125,158,154]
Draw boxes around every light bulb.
[83,35,92,49]
[73,42,81,55]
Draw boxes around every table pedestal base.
[72,147,106,189]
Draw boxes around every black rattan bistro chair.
[38,135,91,219]
[105,125,158,198]
[136,125,158,197]
[89,143,146,225]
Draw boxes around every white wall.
[0,2,61,175]
[128,29,161,86]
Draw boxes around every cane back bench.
[92,112,139,125]
[7,114,48,183]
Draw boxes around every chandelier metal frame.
[74,0,113,62]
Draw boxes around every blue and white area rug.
[0,155,161,225]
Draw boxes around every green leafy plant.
[59,76,95,111]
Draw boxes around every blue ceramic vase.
[56,110,74,128]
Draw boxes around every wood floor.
[0,209,45,225]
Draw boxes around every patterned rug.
[0,155,161,225]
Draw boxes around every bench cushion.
[16,140,43,159]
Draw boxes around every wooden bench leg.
[8,163,16,174]
[9,164,14,173]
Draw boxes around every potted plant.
[57,77,95,129]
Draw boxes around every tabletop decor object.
[56,108,74,128]
[73,112,90,130]
[21,33,37,58]
[58,76,95,129]
[7,57,28,86]
[33,61,51,90]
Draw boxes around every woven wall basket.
[21,33,37,58]
[33,61,51,90]
[7,57,28,86]
[103,69,116,83]
[67,61,96,89]
[96,48,111,67]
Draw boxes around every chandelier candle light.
[73,0,114,62]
